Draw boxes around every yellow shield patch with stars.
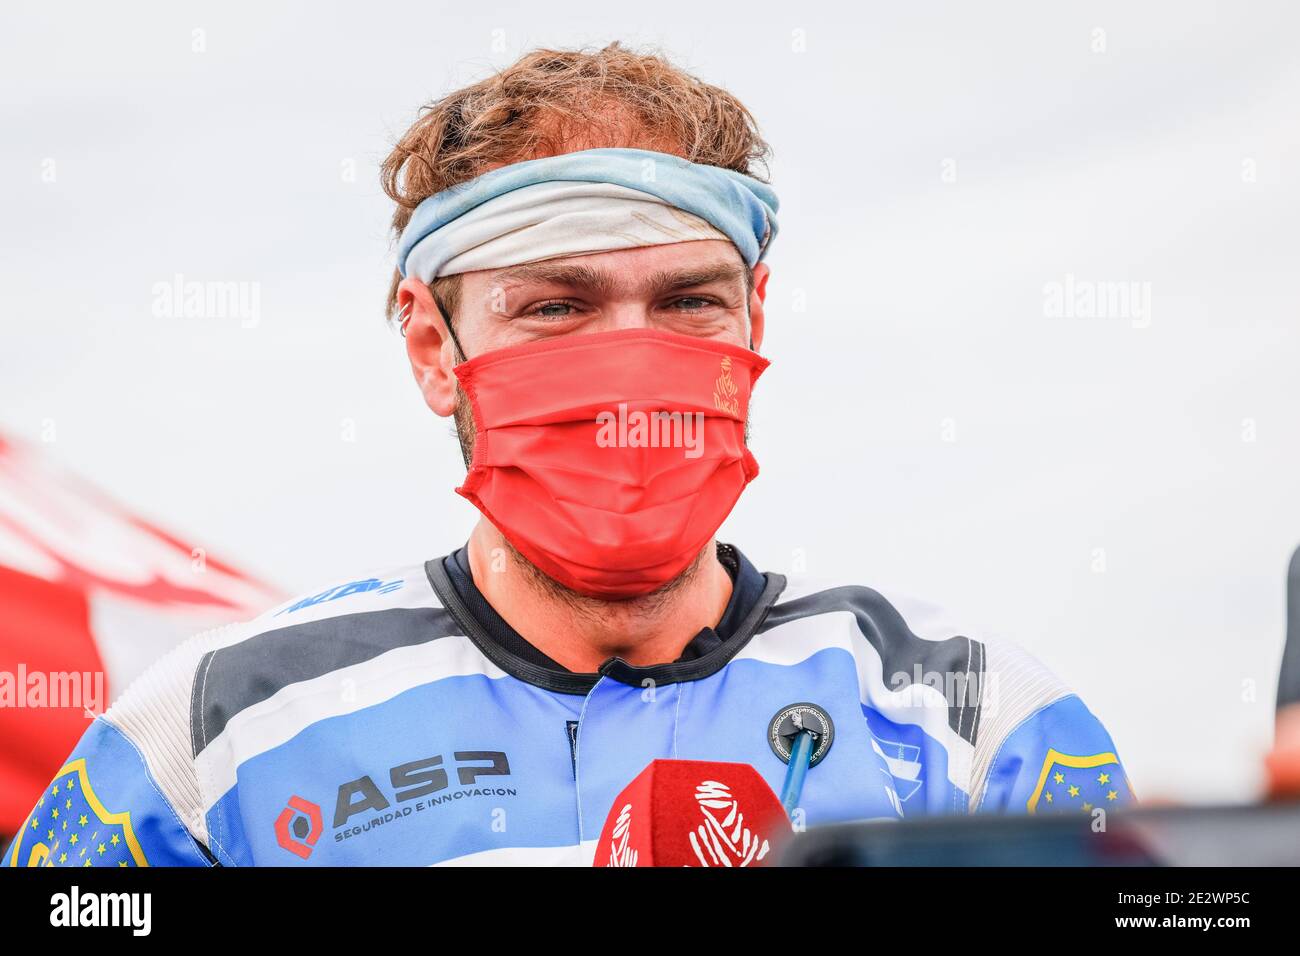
[8,758,149,868]
[1027,749,1132,815]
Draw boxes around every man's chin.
[504,537,711,609]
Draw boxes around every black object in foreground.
[773,800,1300,866]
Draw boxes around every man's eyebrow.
[492,260,746,297]
[493,262,620,296]
[643,263,747,295]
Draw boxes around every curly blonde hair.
[380,42,772,324]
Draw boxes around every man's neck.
[465,521,734,672]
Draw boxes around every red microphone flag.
[594,759,789,867]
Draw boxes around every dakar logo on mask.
[594,406,705,459]
[713,356,740,416]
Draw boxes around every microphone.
[593,759,790,867]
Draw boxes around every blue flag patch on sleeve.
[11,757,149,868]
[8,718,210,868]
[1026,749,1131,814]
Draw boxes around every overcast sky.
[3,0,1298,802]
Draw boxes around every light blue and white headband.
[396,147,779,282]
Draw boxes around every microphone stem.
[779,729,816,817]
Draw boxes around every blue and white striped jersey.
[8,545,1131,867]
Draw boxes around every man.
[1266,545,1300,795]
[10,44,1130,868]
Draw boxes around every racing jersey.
[8,543,1132,867]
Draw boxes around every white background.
[3,1,1298,802]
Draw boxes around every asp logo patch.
[275,795,323,859]
[275,750,516,859]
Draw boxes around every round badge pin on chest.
[768,702,835,766]
[769,702,834,816]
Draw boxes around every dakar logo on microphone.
[606,803,638,867]
[712,356,740,416]
[689,779,770,867]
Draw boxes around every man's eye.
[529,301,577,318]
[668,296,718,311]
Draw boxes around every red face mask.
[452,328,769,599]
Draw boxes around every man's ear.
[400,277,458,417]
[748,262,770,352]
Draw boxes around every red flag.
[0,435,280,832]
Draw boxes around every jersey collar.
[424,543,786,695]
